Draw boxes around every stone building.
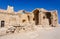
[0,6,58,28]
[33,8,58,27]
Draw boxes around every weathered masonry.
[33,8,58,27]
[0,6,58,28]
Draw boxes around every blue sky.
[0,0,60,23]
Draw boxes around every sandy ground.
[0,27,60,39]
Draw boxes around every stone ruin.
[0,6,59,35]
[33,8,58,27]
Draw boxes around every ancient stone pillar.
[51,10,58,27]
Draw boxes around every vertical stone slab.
[51,10,58,27]
[39,12,43,25]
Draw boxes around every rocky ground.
[0,24,60,39]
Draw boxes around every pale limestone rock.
[0,28,7,36]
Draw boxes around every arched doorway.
[33,9,39,25]
[1,20,5,27]
[45,12,51,25]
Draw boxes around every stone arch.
[45,12,51,25]
[33,9,39,25]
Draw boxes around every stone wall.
[33,8,58,27]
[0,6,58,28]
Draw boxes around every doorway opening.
[45,12,51,25]
[1,20,5,27]
[33,9,39,25]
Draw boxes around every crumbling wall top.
[7,5,14,13]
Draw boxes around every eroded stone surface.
[0,5,59,36]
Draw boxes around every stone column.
[51,10,58,27]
